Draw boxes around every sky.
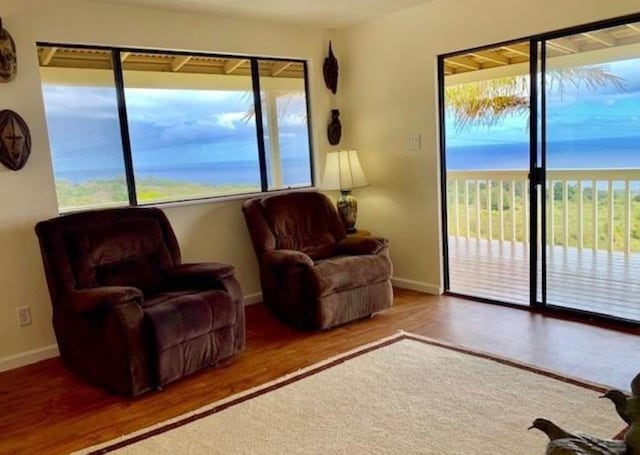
[42,56,640,176]
[41,85,310,175]
[445,58,640,169]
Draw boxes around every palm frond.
[445,65,626,131]
[546,65,626,94]
[445,77,529,130]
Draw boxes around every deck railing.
[446,169,640,254]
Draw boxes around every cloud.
[278,112,307,127]
[214,112,248,130]
[42,85,119,120]
[42,84,311,166]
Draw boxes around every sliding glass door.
[440,14,640,323]
[543,21,640,320]
[443,41,532,305]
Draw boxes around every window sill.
[143,185,318,210]
[58,185,319,214]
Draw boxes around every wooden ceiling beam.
[469,50,509,65]
[502,45,529,57]
[270,61,293,77]
[443,64,455,75]
[626,23,640,34]
[547,38,580,54]
[40,47,58,66]
[582,30,617,47]
[224,58,248,75]
[120,52,131,62]
[171,56,191,72]
[446,56,480,71]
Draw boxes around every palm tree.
[445,65,626,131]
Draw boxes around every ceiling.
[37,45,306,78]
[445,21,640,77]
[88,0,435,27]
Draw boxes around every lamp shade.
[321,150,369,191]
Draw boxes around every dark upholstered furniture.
[242,191,393,330]
[35,207,245,396]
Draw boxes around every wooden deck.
[448,236,640,321]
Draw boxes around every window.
[37,45,314,212]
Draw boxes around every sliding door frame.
[438,11,640,326]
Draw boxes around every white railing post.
[499,181,504,242]
[523,180,529,245]
[549,181,555,247]
[537,184,542,247]
[608,180,614,253]
[625,180,631,255]
[563,180,569,248]
[465,180,470,239]
[607,180,615,252]
[487,180,493,241]
[593,180,598,251]
[454,180,460,237]
[578,181,584,250]
[476,179,481,240]
[510,180,516,243]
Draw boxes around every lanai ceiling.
[36,46,304,78]
[444,21,640,76]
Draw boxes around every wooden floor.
[449,236,640,321]
[1,289,640,454]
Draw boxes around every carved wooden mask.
[0,26,16,82]
[0,110,31,170]
[323,41,338,94]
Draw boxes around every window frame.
[37,42,316,211]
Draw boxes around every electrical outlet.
[17,306,32,327]
[408,134,421,151]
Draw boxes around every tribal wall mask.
[0,110,31,170]
[0,23,16,82]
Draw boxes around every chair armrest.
[337,236,388,255]
[165,263,235,290]
[64,286,143,313]
[263,249,314,267]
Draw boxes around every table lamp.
[321,150,369,233]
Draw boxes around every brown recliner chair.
[242,191,393,330]
[35,207,245,396]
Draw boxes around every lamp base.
[336,190,358,233]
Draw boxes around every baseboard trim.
[0,344,60,373]
[244,292,263,306]
[392,277,442,295]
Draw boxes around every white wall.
[337,0,640,295]
[0,0,331,367]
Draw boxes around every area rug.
[79,332,623,454]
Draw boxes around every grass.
[447,181,640,252]
[56,177,260,211]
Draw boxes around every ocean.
[55,157,312,187]
[54,136,640,186]
[446,136,640,170]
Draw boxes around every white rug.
[80,333,623,454]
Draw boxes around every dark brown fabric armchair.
[242,191,393,330]
[35,207,245,396]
